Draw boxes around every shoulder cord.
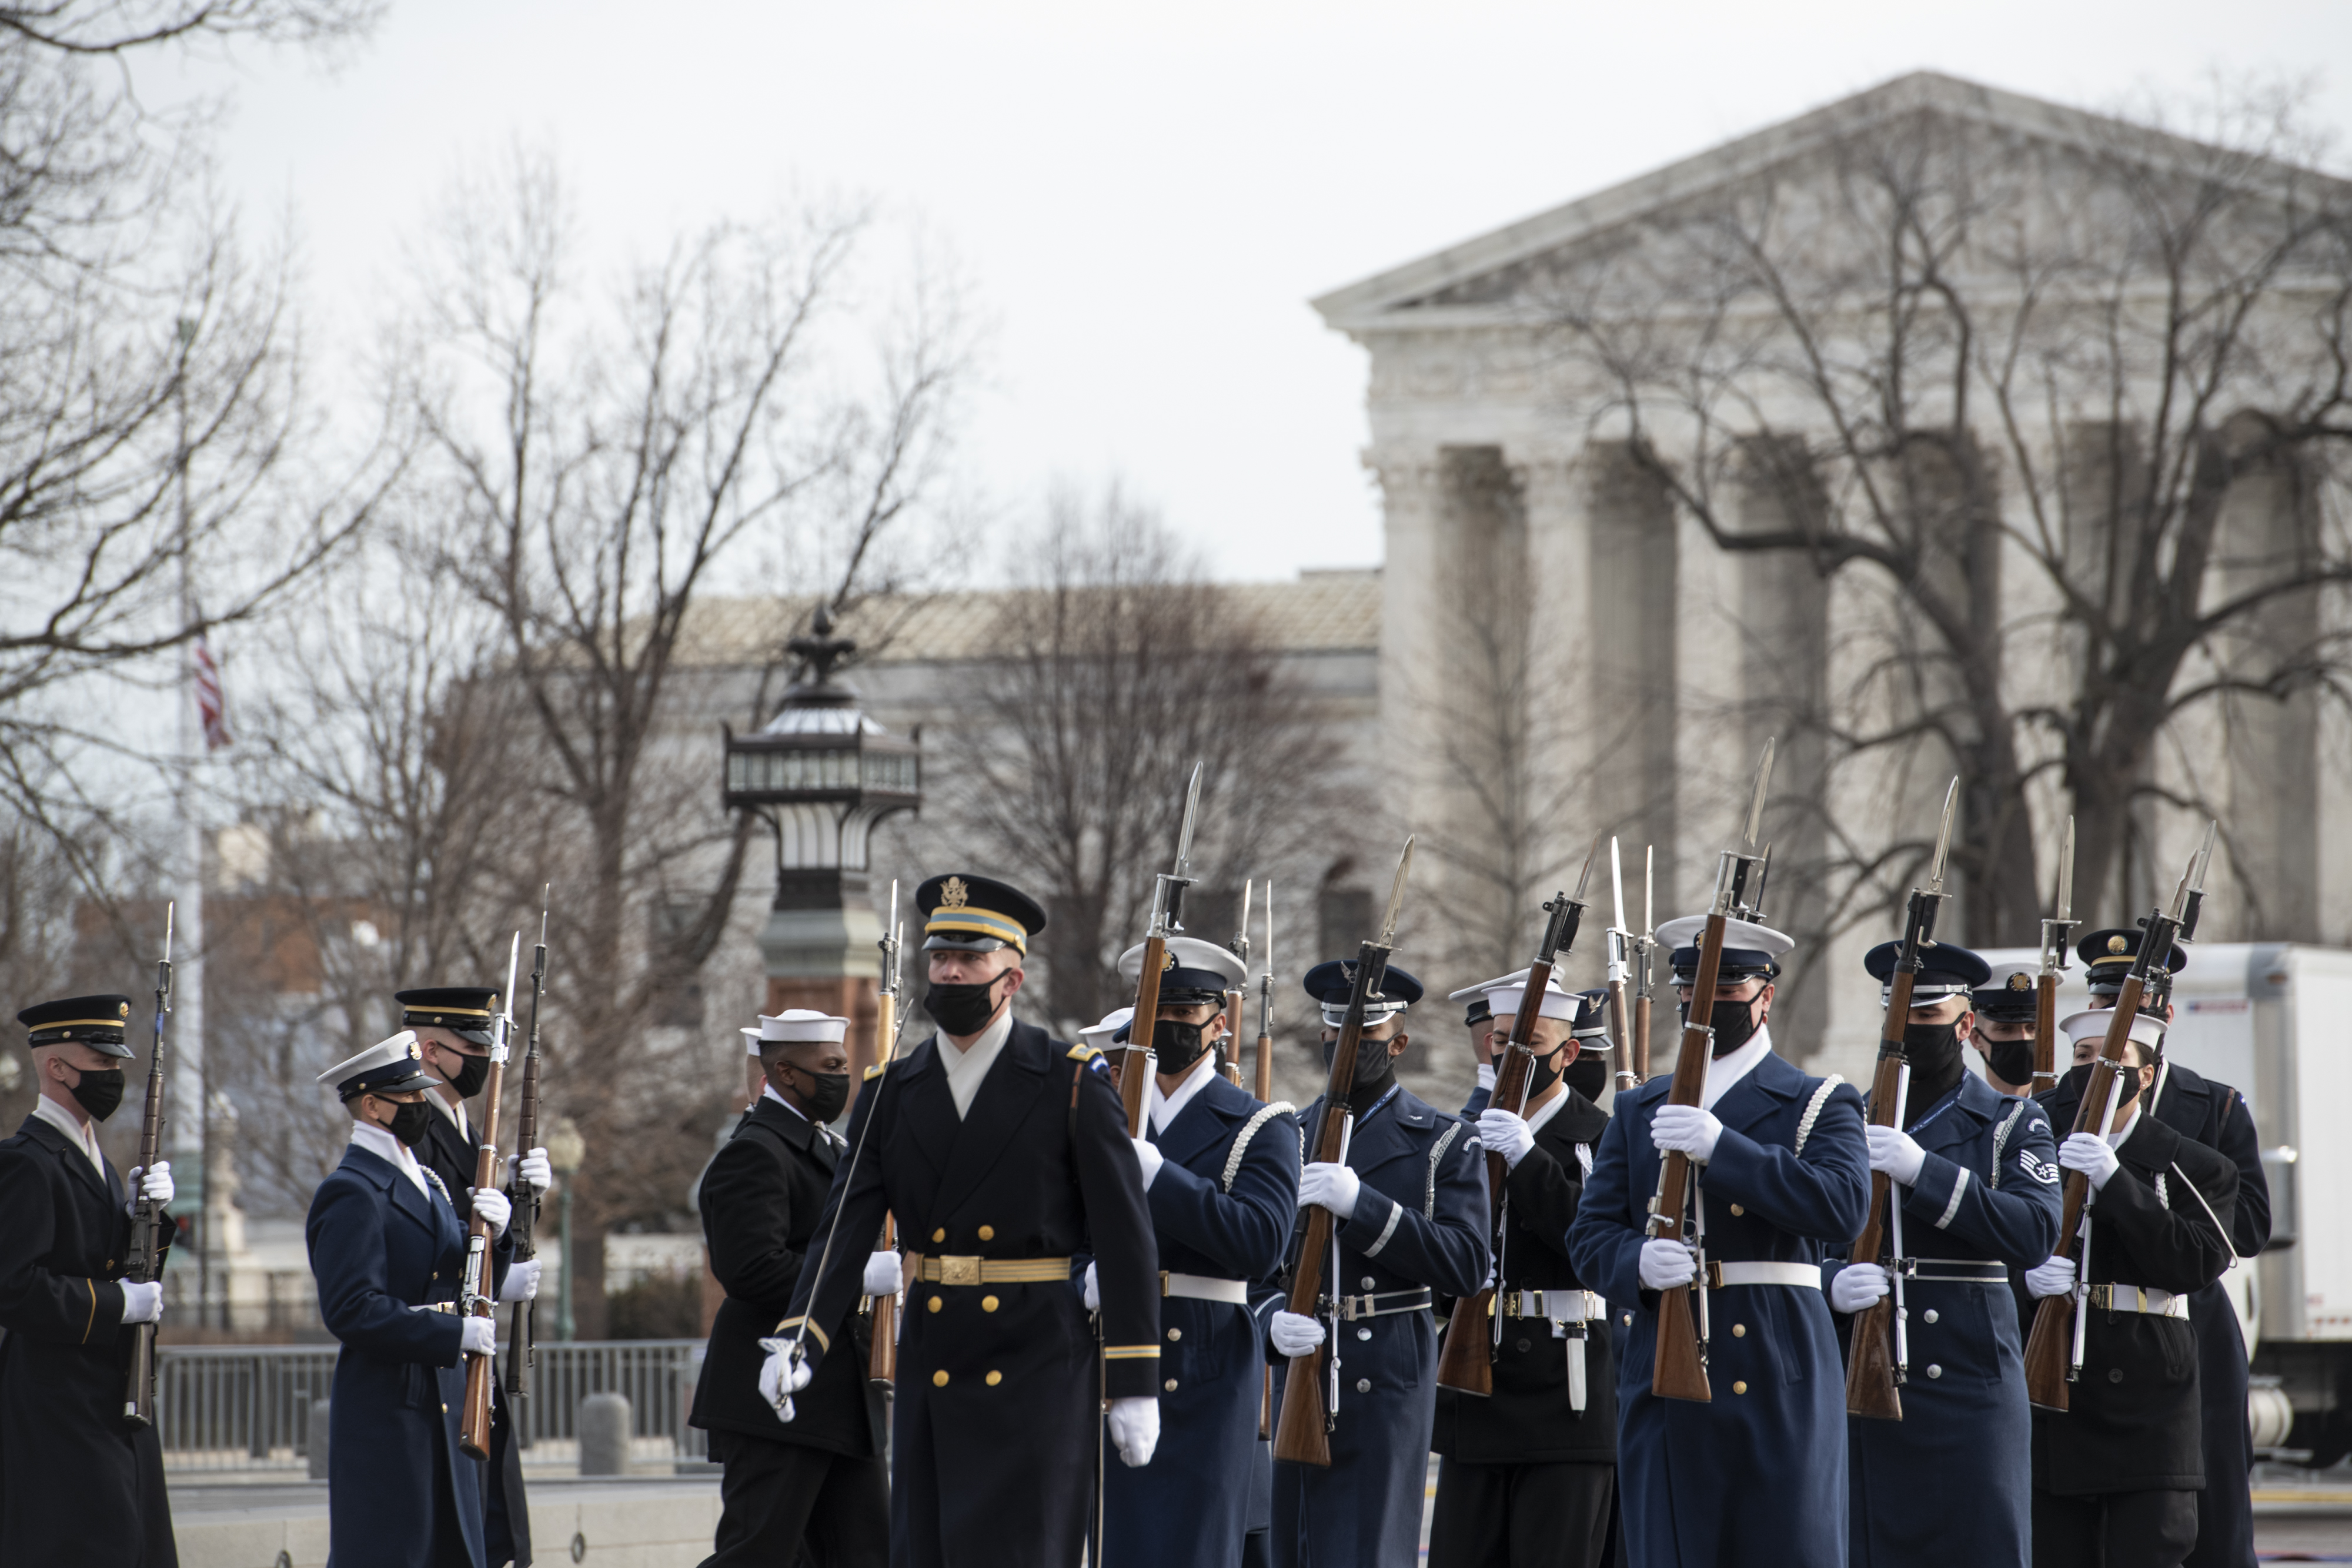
[1989,1098,2030,1191]
[1222,1102,1297,1193]
[1793,1075,1846,1156]
[1426,1121,1464,1218]
[2167,1159,2241,1262]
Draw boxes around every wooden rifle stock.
[123,923,172,1428]
[1633,995,1652,1084]
[1224,989,1247,1085]
[1649,915,1722,1405]
[868,915,906,1390]
[869,1215,898,1389]
[1255,998,1274,1439]
[459,1044,511,1460]
[503,925,547,1404]
[2032,972,2060,1096]
[1843,969,1915,1420]
[1606,979,1634,1089]
[1117,935,1165,1136]
[2023,974,2147,1411]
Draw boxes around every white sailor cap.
[2060,1008,2165,1054]
[1081,1007,1135,1049]
[1655,915,1795,981]
[1446,967,1579,1025]
[741,1011,849,1051]
[1118,937,1247,1005]
[318,1031,436,1100]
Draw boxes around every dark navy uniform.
[0,994,177,1568]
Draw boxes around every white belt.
[1708,1262,1822,1290]
[1162,1271,1248,1305]
[1504,1289,1600,1323]
[2085,1282,2189,1319]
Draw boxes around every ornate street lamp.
[721,607,921,1079]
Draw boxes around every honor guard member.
[1094,937,1301,1568]
[2024,1007,2237,1567]
[766,873,1162,1568]
[1823,941,2062,1568]
[1260,960,1488,1568]
[1971,969,2040,1097]
[0,995,178,1568]
[690,1011,890,1566]
[2063,930,2270,1568]
[1429,977,1618,1568]
[308,1033,516,1568]
[397,985,552,1568]
[1460,994,1495,1115]
[1566,916,1870,1568]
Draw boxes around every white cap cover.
[2059,1008,2165,1052]
[751,1009,850,1046]
[1081,1007,1135,1048]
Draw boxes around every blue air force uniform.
[306,1033,513,1568]
[1566,918,1869,1568]
[1101,935,1301,1568]
[1262,962,1489,1568]
[1826,941,2062,1568]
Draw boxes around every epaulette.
[1067,1044,1101,1062]
[863,1061,887,1082]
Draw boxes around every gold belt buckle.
[2087,1283,2112,1310]
[939,1255,983,1287]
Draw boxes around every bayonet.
[1926,778,1959,895]
[1743,738,1775,850]
[1154,761,1207,936]
[1610,838,1630,951]
[1377,837,1415,948]
[1231,879,1253,967]
[2055,818,2075,927]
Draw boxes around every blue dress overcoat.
[1568,1048,1870,1568]
[1102,1073,1300,1568]
[1262,1085,1488,1568]
[1825,1072,2060,1567]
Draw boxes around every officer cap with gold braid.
[18,994,135,1058]
[2076,927,2187,1009]
[395,985,499,1047]
[1972,969,2042,1025]
[916,872,1046,955]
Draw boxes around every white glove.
[2059,1132,2121,1192]
[1650,1104,1723,1162]
[1830,1262,1890,1314]
[1107,1396,1160,1467]
[468,1185,512,1238]
[497,1258,543,1302]
[1297,1162,1361,1220]
[508,1148,553,1194]
[758,1336,814,1415]
[1639,1238,1698,1290]
[1269,1309,1326,1357]
[120,1279,163,1325]
[1866,1125,1927,1186]
[863,1251,903,1296]
[124,1161,174,1215]
[1475,1108,1536,1169]
[1083,1262,1100,1312]
[2026,1255,2077,1299]
[1475,1063,1497,1091]
[460,1315,497,1356]
[1130,1136,1165,1190]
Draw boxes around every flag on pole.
[193,634,232,752]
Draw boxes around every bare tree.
[0,0,378,54]
[1536,77,2352,941]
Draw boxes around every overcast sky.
[143,0,2352,586]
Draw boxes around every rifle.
[1252,880,1276,1439]
[503,893,549,1406]
[2032,818,2077,1097]
[1649,743,1776,1404]
[1607,838,1638,1092]
[1632,845,1657,1084]
[1222,881,1252,1088]
[1436,837,1599,1396]
[869,882,908,1391]
[1113,763,1204,1135]
[1844,779,1959,1420]
[1270,837,1414,1465]
[2024,823,2215,1412]
[459,934,522,1460]
[123,902,175,1427]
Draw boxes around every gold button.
[1732,1380,1748,1395]
[933,1370,950,1387]
[981,1295,999,1313]
[927,1296,943,1313]
[442,1403,449,1412]
[106,1259,114,1269]
[1166,1328,1181,1342]
[1164,1378,1178,1392]
[1729,1203,1745,1216]
[430,1271,437,1280]
[985,1370,1003,1386]
[932,1228,946,1243]
[977,1225,995,1241]
[1733,1324,1746,1338]
[1622,1313,1633,1326]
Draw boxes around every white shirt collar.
[1524,1086,1572,1138]
[428,1087,468,1136]
[32,1094,104,1177]
[1700,1025,1773,1112]
[937,1007,1016,1120]
[761,1081,806,1119]
[1148,1052,1221,1134]
[349,1118,432,1198]
[2103,1101,2141,1148]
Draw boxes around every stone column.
[758,872,884,1082]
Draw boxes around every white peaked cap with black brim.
[1655,915,1795,981]
[1081,1007,1134,1050]
[746,1010,849,1049]
[318,1031,437,1099]
[1446,966,1578,1024]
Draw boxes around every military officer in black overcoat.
[1429,976,1616,1568]
[689,1009,891,1565]
[2062,931,2271,1568]
[397,984,552,1568]
[2024,1007,2238,1567]
[767,872,1162,1568]
[1260,960,1489,1568]
[0,994,178,1567]
[308,1032,515,1568]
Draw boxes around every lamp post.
[546,1117,585,1342]
[721,607,922,1082]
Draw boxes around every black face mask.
[2059,1058,2144,1115]
[1525,1047,1565,1100]
[68,1066,125,1123]
[1152,1018,1211,1077]
[1699,997,1762,1057]
[927,974,1008,1037]
[385,1099,437,1147]
[1984,1036,2036,1088]
[1324,1035,1398,1105]
[1563,1052,1612,1102]
[1900,1020,1966,1124]
[445,1051,490,1098]
[783,1065,851,1124]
